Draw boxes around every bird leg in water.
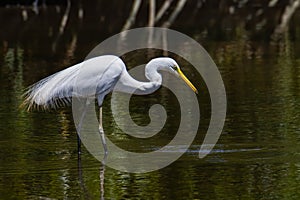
[77,99,90,154]
[99,165,105,200]
[99,107,108,162]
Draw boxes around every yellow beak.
[177,68,198,94]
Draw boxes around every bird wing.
[73,56,124,106]
[22,55,124,110]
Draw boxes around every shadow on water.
[0,0,300,199]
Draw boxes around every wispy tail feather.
[21,63,82,111]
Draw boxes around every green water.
[0,1,300,199]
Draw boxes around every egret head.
[158,58,198,94]
[146,57,198,94]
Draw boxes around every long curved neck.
[114,62,162,95]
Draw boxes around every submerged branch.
[272,0,300,39]
[162,0,187,28]
[121,0,142,31]
[155,0,173,23]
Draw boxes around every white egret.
[23,55,198,155]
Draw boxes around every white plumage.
[22,55,197,110]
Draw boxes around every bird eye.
[172,65,178,71]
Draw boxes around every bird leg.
[99,165,105,200]
[77,99,90,154]
[99,107,108,162]
[98,107,107,199]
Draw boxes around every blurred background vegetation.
[0,0,299,82]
